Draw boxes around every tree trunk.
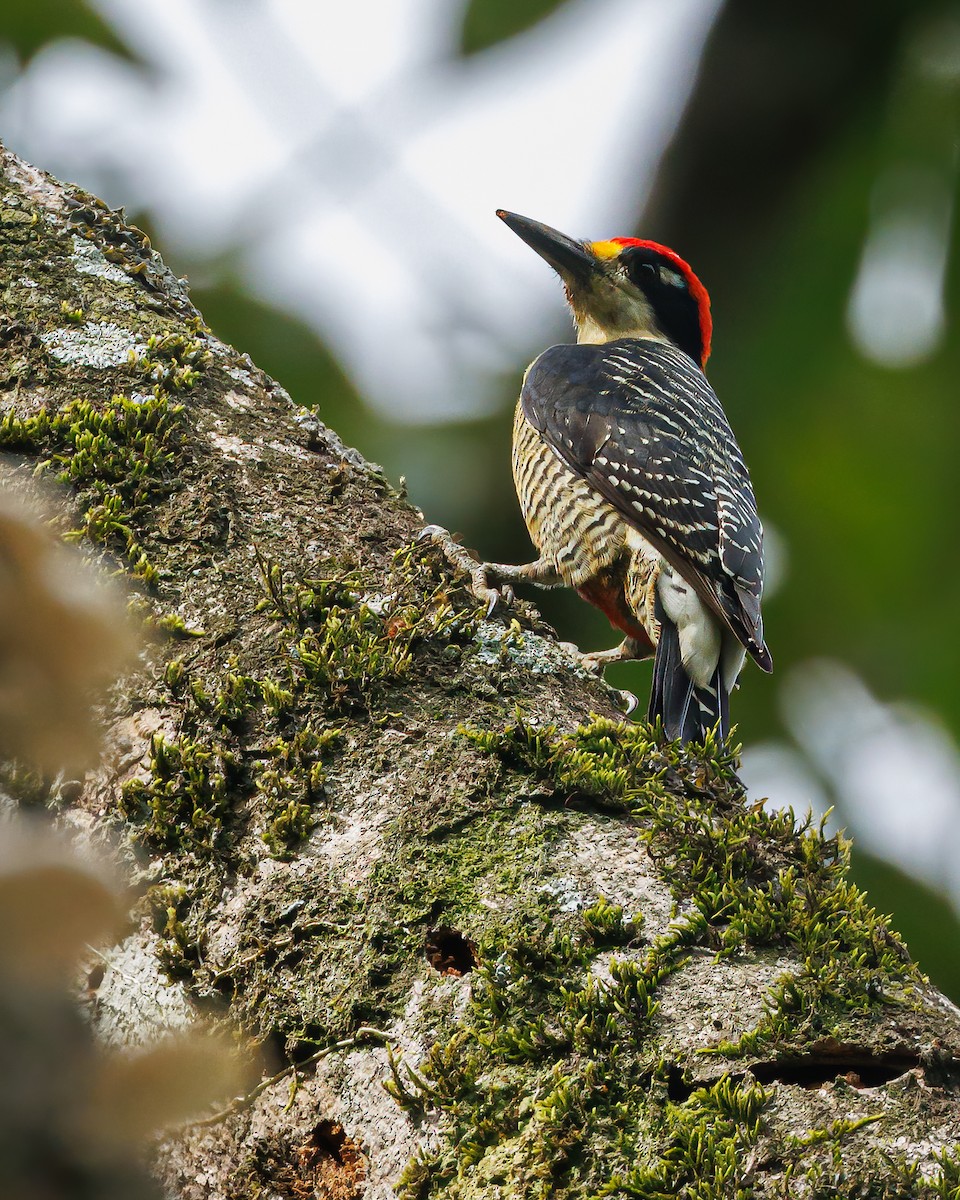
[1,140,959,1199]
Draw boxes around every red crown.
[611,237,712,367]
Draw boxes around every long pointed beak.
[496,210,598,285]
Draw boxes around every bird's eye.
[627,258,659,284]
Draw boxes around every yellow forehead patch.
[588,240,623,260]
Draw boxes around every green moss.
[260,798,314,858]
[187,741,587,1056]
[256,542,480,712]
[257,561,400,710]
[141,882,207,979]
[0,388,187,585]
[217,879,388,1050]
[392,716,927,1196]
[780,1140,960,1199]
[153,613,206,640]
[312,800,561,1044]
[464,717,918,1042]
[259,676,294,715]
[396,895,768,1199]
[133,329,210,391]
[784,1113,883,1152]
[156,885,199,976]
[0,320,210,594]
[603,1075,771,1199]
[383,803,567,934]
[119,732,241,853]
[188,669,264,735]
[258,726,342,859]
[116,632,349,859]
[293,592,414,708]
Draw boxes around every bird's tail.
[648,596,729,745]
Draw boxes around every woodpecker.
[425,211,771,743]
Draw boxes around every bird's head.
[497,209,711,370]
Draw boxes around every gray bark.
[1,140,959,1199]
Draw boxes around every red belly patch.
[576,575,654,654]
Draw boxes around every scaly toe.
[576,651,609,677]
[615,689,639,716]
[417,525,505,614]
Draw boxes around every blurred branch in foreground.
[0,496,247,1198]
[0,492,136,771]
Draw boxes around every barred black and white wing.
[521,337,772,672]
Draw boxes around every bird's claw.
[417,524,511,615]
[615,689,639,716]
[416,523,446,544]
[575,653,605,677]
[558,644,640,713]
[559,643,611,678]
[474,578,516,617]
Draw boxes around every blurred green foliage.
[3,0,138,64]
[459,0,570,54]
[715,26,960,745]
[851,847,960,1002]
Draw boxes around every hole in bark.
[213,972,235,996]
[262,1027,296,1065]
[425,926,476,976]
[661,1043,937,1104]
[666,1063,692,1101]
[86,963,105,993]
[296,1121,365,1199]
[259,1030,287,1074]
[749,1045,921,1090]
[288,1027,328,1066]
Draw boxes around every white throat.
[575,314,671,347]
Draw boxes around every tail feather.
[648,599,728,744]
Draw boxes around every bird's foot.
[569,635,649,676]
[558,639,643,715]
[418,524,512,615]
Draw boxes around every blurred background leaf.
[459,0,572,55]
[851,848,960,1001]
[3,0,140,64]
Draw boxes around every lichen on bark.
[1,139,959,1199]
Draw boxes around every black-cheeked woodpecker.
[425,211,771,744]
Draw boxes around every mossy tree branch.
[1,141,959,1199]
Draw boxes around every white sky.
[4,0,960,911]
